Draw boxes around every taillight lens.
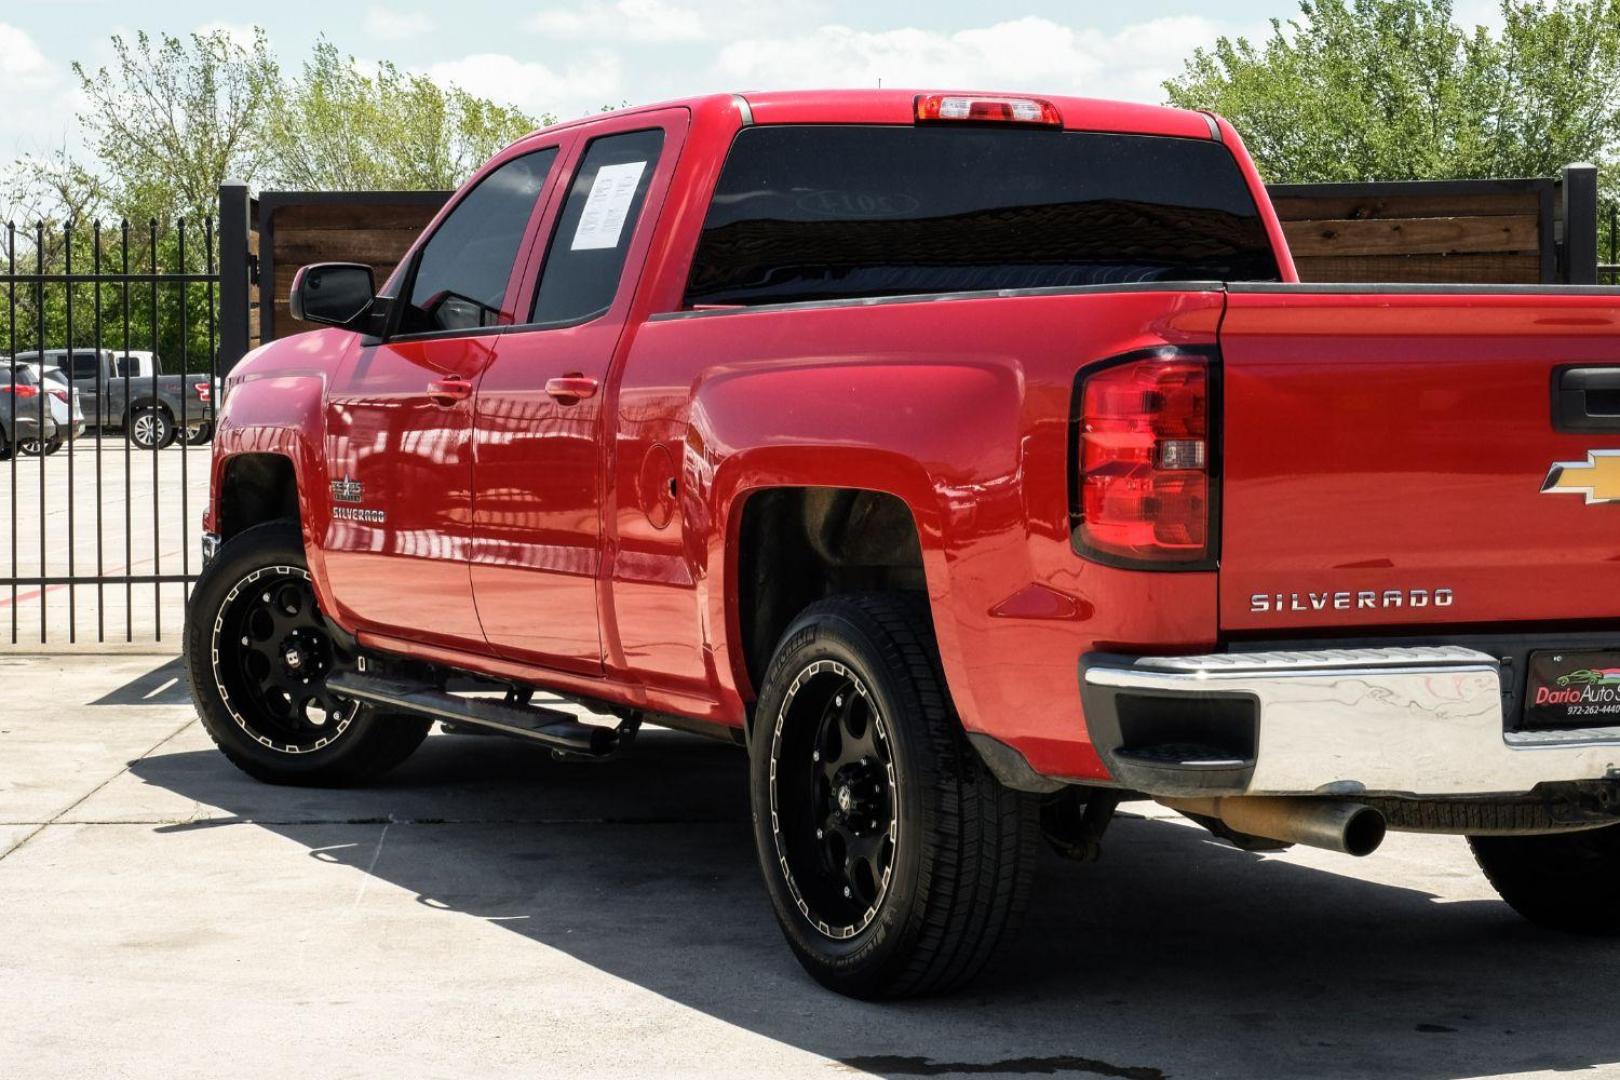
[915,94,1062,127]
[6,384,39,399]
[1074,350,1214,566]
[48,389,68,403]
[194,381,211,402]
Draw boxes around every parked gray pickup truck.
[14,348,209,449]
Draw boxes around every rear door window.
[686,126,1281,307]
[529,128,664,327]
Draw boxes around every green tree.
[73,29,279,224]
[263,40,544,190]
[1165,0,1620,184]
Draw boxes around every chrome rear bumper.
[1081,647,1620,798]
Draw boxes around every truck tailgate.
[1218,286,1620,632]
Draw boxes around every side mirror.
[289,263,375,329]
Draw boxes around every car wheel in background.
[128,406,174,450]
[183,421,214,446]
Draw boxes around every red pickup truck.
[186,89,1620,998]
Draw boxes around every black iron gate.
[2,216,220,645]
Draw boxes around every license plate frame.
[1524,649,1620,729]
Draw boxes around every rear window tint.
[686,126,1281,307]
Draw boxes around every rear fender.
[692,358,1028,729]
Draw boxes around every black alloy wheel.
[769,659,898,939]
[749,593,1040,999]
[185,519,432,786]
[210,565,359,754]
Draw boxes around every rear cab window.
[685,126,1281,308]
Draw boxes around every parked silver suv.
[0,365,59,459]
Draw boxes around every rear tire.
[129,405,174,450]
[184,421,214,446]
[184,520,431,786]
[749,593,1040,999]
[1470,825,1620,934]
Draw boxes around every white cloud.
[530,0,707,43]
[428,51,623,120]
[714,15,1242,105]
[0,22,86,160]
[0,22,59,91]
[364,5,435,41]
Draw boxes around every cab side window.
[530,129,664,327]
[399,148,558,336]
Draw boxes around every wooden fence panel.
[257,192,449,341]
[1267,178,1555,285]
[238,171,1593,349]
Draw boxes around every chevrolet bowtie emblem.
[1542,450,1620,504]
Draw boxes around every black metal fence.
[2,217,219,645]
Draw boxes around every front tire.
[1470,825,1620,934]
[184,520,431,786]
[750,593,1040,999]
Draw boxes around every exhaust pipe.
[1159,796,1386,857]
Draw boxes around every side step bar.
[327,672,619,756]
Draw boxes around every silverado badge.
[330,476,364,503]
[1541,450,1620,504]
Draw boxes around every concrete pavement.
[4,653,1620,1079]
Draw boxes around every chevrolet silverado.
[186,90,1620,998]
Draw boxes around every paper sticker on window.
[570,161,648,251]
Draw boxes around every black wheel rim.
[769,659,898,940]
[209,565,359,754]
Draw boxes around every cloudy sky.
[3,0,1506,162]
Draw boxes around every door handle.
[545,375,599,403]
[426,376,472,407]
[1554,366,1620,432]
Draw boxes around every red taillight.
[1074,350,1214,566]
[48,389,68,403]
[915,94,1062,127]
[194,381,211,403]
[6,384,39,399]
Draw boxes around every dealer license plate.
[1525,650,1620,729]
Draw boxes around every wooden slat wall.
[1268,185,1550,284]
[262,197,448,340]
[250,179,1559,341]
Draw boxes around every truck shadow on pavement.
[129,729,1620,1080]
